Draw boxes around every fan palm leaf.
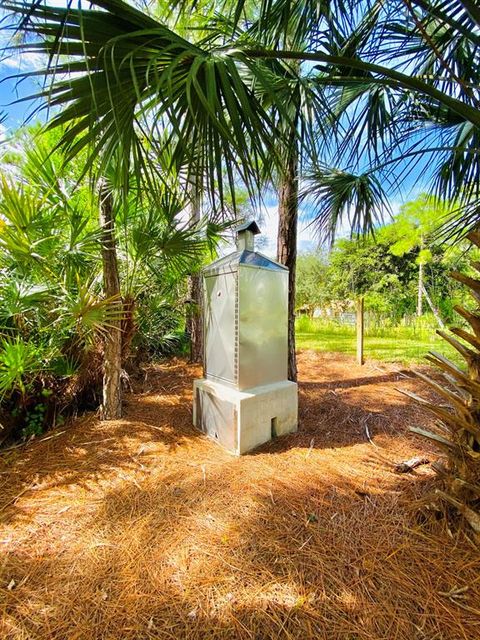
[5,0,480,237]
[4,0,286,205]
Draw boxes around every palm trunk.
[187,273,203,363]
[98,178,122,420]
[277,131,298,383]
[186,177,203,363]
[121,294,136,364]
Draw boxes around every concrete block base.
[193,378,298,455]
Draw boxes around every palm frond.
[302,165,390,242]
[5,0,284,207]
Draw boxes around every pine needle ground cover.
[0,352,478,640]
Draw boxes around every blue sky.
[1,73,45,130]
[0,19,47,133]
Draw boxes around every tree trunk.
[277,132,298,383]
[121,294,136,364]
[98,178,122,420]
[417,236,424,317]
[185,177,203,363]
[421,283,446,330]
[417,261,424,316]
[187,273,203,363]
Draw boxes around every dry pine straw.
[0,351,479,640]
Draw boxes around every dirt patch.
[0,351,478,639]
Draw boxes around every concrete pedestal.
[193,378,298,455]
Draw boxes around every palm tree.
[97,176,123,419]
[6,0,478,371]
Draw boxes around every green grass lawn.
[295,317,461,365]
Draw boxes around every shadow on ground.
[1,352,477,640]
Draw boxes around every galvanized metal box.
[203,250,288,390]
[193,221,297,454]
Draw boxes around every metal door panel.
[204,272,237,384]
[238,267,288,389]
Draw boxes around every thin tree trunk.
[417,261,424,316]
[186,177,203,363]
[98,178,122,420]
[417,235,424,317]
[421,283,446,330]
[187,272,203,363]
[277,131,298,383]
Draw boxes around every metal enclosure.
[238,266,288,389]
[194,220,297,455]
[202,226,288,391]
[204,271,237,385]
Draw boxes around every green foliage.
[22,402,48,439]
[296,196,476,323]
[380,195,450,252]
[296,253,329,311]
[296,236,421,320]
[0,337,49,399]
[5,0,284,212]
[0,126,221,443]
[5,0,479,239]
[304,168,389,242]
[133,292,187,358]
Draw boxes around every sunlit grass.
[295,316,461,365]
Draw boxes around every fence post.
[356,297,364,366]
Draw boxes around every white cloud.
[218,203,317,259]
[0,50,45,72]
[259,204,321,257]
[251,193,420,258]
[0,10,45,73]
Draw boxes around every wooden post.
[356,297,364,366]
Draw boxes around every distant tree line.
[296,196,476,324]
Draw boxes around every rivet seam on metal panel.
[234,270,239,385]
